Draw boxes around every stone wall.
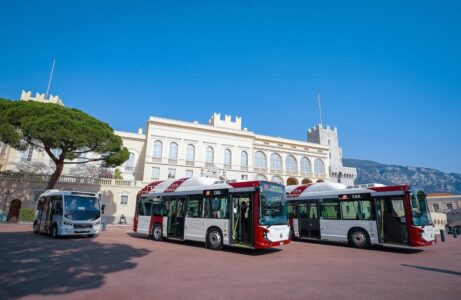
[0,172,148,224]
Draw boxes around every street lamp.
[1,190,13,223]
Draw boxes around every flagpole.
[317,92,323,125]
[45,59,56,99]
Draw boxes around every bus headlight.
[63,221,73,226]
[262,227,271,242]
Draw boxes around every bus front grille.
[74,224,93,229]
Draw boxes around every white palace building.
[0,91,356,223]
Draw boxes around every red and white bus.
[286,182,436,248]
[133,177,290,250]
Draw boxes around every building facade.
[0,91,357,223]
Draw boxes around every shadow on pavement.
[0,231,150,300]
[127,232,282,256]
[292,238,423,254]
[401,264,461,276]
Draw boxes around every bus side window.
[321,201,340,219]
[138,200,145,216]
[54,196,63,215]
[153,204,166,216]
[287,203,294,218]
[203,198,210,218]
[299,203,308,218]
[143,201,153,216]
[37,198,43,212]
[187,196,202,218]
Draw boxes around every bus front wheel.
[207,228,223,250]
[152,224,163,241]
[348,228,370,249]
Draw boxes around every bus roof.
[139,177,280,197]
[287,182,409,199]
[146,177,233,195]
[40,190,99,197]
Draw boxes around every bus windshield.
[259,183,287,226]
[410,191,432,227]
[64,195,101,220]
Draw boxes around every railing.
[285,170,299,176]
[0,171,147,187]
[300,172,314,177]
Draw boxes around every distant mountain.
[343,158,461,194]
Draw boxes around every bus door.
[299,202,309,237]
[39,196,51,233]
[52,195,63,226]
[375,196,409,245]
[307,202,320,238]
[231,193,253,246]
[167,197,185,239]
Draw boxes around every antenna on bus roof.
[317,92,323,125]
[45,59,56,99]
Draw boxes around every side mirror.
[101,204,106,214]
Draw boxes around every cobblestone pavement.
[1,224,460,300]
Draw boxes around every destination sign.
[338,193,370,200]
[203,189,228,197]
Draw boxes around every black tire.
[87,234,98,238]
[33,222,39,234]
[206,228,223,250]
[152,223,163,241]
[348,228,370,249]
[50,224,59,239]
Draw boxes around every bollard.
[440,229,446,242]
[102,221,107,231]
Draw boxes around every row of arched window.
[152,141,326,175]
[254,151,326,175]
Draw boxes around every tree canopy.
[0,98,129,189]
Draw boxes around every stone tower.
[307,124,357,186]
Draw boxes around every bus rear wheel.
[50,225,59,239]
[207,228,223,250]
[152,224,163,241]
[33,222,39,234]
[348,228,370,249]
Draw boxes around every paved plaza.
[0,224,460,300]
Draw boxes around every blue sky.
[1,1,460,173]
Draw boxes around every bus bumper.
[59,224,101,236]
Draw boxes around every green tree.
[0,98,129,189]
[114,168,123,180]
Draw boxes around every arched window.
[255,174,267,181]
[286,155,297,172]
[125,152,135,172]
[153,140,163,159]
[272,176,283,184]
[205,146,214,164]
[300,157,312,174]
[270,153,282,170]
[224,149,232,167]
[240,151,248,167]
[20,144,34,162]
[169,142,178,161]
[186,144,195,162]
[314,159,326,175]
[254,151,267,168]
